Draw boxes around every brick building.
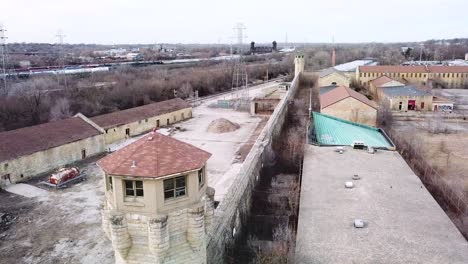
[356,65,468,88]
[319,85,377,126]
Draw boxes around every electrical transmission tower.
[56,29,68,89]
[0,23,7,94]
[233,23,247,45]
[231,23,249,110]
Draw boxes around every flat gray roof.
[295,145,468,264]
[382,85,432,97]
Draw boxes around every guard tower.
[294,54,305,76]
[98,131,214,264]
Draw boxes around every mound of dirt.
[207,118,240,133]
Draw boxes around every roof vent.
[131,160,136,168]
[367,146,375,154]
[352,174,360,180]
[345,181,354,188]
[335,146,344,154]
[352,141,365,149]
[354,219,365,228]
[148,136,153,141]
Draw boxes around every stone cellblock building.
[91,98,192,145]
[98,132,214,264]
[0,98,192,187]
[356,65,468,88]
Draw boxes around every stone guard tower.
[294,54,305,76]
[98,131,214,264]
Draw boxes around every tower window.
[198,168,205,189]
[124,180,144,197]
[164,176,187,200]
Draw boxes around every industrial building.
[99,132,214,264]
[319,85,378,126]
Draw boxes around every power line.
[55,29,68,90]
[0,23,7,94]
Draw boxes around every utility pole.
[419,44,423,62]
[0,23,7,94]
[56,29,68,89]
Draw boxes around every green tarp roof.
[312,112,393,148]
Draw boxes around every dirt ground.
[393,120,468,193]
[0,155,114,264]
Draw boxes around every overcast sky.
[2,0,467,44]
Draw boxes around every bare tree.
[49,98,72,121]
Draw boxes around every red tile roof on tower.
[0,117,102,162]
[97,132,211,178]
[91,98,191,129]
[320,85,377,109]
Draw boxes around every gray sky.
[2,0,467,44]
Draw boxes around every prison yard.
[1,47,468,264]
[0,80,283,263]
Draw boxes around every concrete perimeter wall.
[206,74,301,262]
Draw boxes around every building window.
[125,128,130,136]
[81,149,86,159]
[198,168,205,189]
[421,102,425,110]
[399,102,403,111]
[4,163,8,170]
[145,118,148,123]
[167,118,170,125]
[105,129,108,134]
[124,180,144,197]
[164,176,186,200]
[108,176,113,191]
[156,119,160,127]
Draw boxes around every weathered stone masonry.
[206,74,301,262]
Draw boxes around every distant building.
[319,85,377,126]
[99,132,214,264]
[380,85,433,111]
[318,68,350,87]
[357,65,468,88]
[18,60,31,68]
